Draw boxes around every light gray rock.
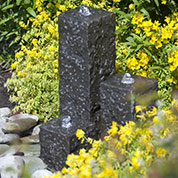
[0,144,9,156]
[23,157,47,175]
[2,114,38,134]
[0,133,20,144]
[0,146,20,157]
[0,116,8,133]
[3,118,38,134]
[20,135,39,144]
[0,156,24,178]
[8,114,38,122]
[31,169,53,178]
[0,107,11,117]
[17,144,40,157]
[32,124,41,135]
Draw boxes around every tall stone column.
[58,5,116,126]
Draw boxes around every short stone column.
[40,116,95,170]
[100,73,157,135]
[58,5,116,126]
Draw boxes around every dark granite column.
[58,5,115,126]
[100,73,157,136]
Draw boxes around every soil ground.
[0,63,15,109]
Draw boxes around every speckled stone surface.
[100,74,157,136]
[40,116,95,171]
[58,5,115,126]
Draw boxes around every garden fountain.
[40,5,157,171]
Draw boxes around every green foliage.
[0,0,36,63]
[5,0,178,121]
[5,0,59,121]
[113,0,178,108]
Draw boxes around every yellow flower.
[147,107,157,117]
[107,121,118,136]
[129,4,134,10]
[29,17,34,22]
[153,116,158,123]
[135,105,145,113]
[11,63,16,70]
[82,0,92,6]
[53,69,58,73]
[59,5,66,12]
[131,157,140,169]
[126,57,140,70]
[32,39,38,46]
[156,147,167,158]
[76,129,85,140]
[155,41,162,49]
[135,28,141,34]
[49,46,55,52]
[162,0,167,4]
[98,165,118,178]
[150,34,158,45]
[129,167,133,173]
[160,128,170,137]
[120,135,128,145]
[48,24,55,35]
[56,11,61,16]
[15,51,24,58]
[19,21,27,28]
[132,12,144,25]
[152,20,160,31]
[17,72,22,77]
[140,70,147,77]
[122,48,128,55]
[66,153,77,167]
[113,0,121,3]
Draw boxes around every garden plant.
[1,0,178,177]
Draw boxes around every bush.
[0,0,36,64]
[5,0,178,121]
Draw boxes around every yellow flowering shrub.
[5,0,178,119]
[47,101,178,178]
[120,8,178,108]
[5,0,61,121]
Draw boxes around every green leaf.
[24,0,31,4]
[1,4,14,11]
[130,33,142,41]
[154,0,159,7]
[126,36,134,43]
[0,17,12,25]
[33,0,36,9]
[7,0,13,5]
[140,8,150,19]
[26,7,36,17]
[1,31,8,36]
[16,0,22,6]
[143,47,153,57]
[6,31,18,37]
[124,48,134,61]
[135,44,143,52]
